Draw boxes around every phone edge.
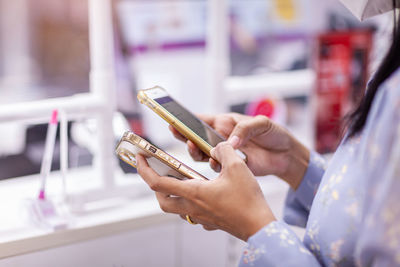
[117,131,208,180]
[137,87,214,157]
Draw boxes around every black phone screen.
[154,96,225,146]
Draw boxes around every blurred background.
[0,0,396,266]
[0,0,393,180]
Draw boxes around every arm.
[238,152,327,266]
[239,221,321,266]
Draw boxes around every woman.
[136,0,400,265]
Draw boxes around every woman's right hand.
[169,113,310,189]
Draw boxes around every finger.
[187,140,209,162]
[210,142,244,168]
[155,192,188,214]
[228,115,272,148]
[180,214,200,225]
[136,154,197,198]
[209,158,221,173]
[169,125,187,142]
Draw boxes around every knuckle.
[255,115,272,129]
[255,114,268,122]
[213,143,223,155]
[149,180,160,191]
[236,121,248,132]
[228,159,245,169]
[217,141,230,150]
[235,122,252,138]
[159,202,169,212]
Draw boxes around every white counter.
[0,155,291,266]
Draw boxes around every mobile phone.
[116,131,208,180]
[137,86,247,160]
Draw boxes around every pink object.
[38,189,46,200]
[246,98,276,118]
[38,109,59,200]
[50,110,58,124]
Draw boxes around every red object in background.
[246,98,276,118]
[123,113,144,137]
[315,31,372,154]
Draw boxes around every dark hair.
[348,6,400,138]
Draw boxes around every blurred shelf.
[224,69,315,104]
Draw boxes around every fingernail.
[187,141,193,152]
[228,135,240,147]
[210,147,216,157]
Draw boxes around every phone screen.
[154,96,225,146]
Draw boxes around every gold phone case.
[137,86,214,157]
[116,131,208,180]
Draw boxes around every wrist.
[279,138,310,190]
[242,210,276,242]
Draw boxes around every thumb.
[228,115,272,148]
[210,142,243,167]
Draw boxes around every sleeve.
[283,151,326,227]
[239,221,321,267]
[354,129,400,266]
[238,152,327,266]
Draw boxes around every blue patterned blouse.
[239,68,400,267]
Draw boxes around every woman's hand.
[136,141,275,241]
[170,113,310,189]
[169,113,247,162]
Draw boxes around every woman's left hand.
[136,141,276,241]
